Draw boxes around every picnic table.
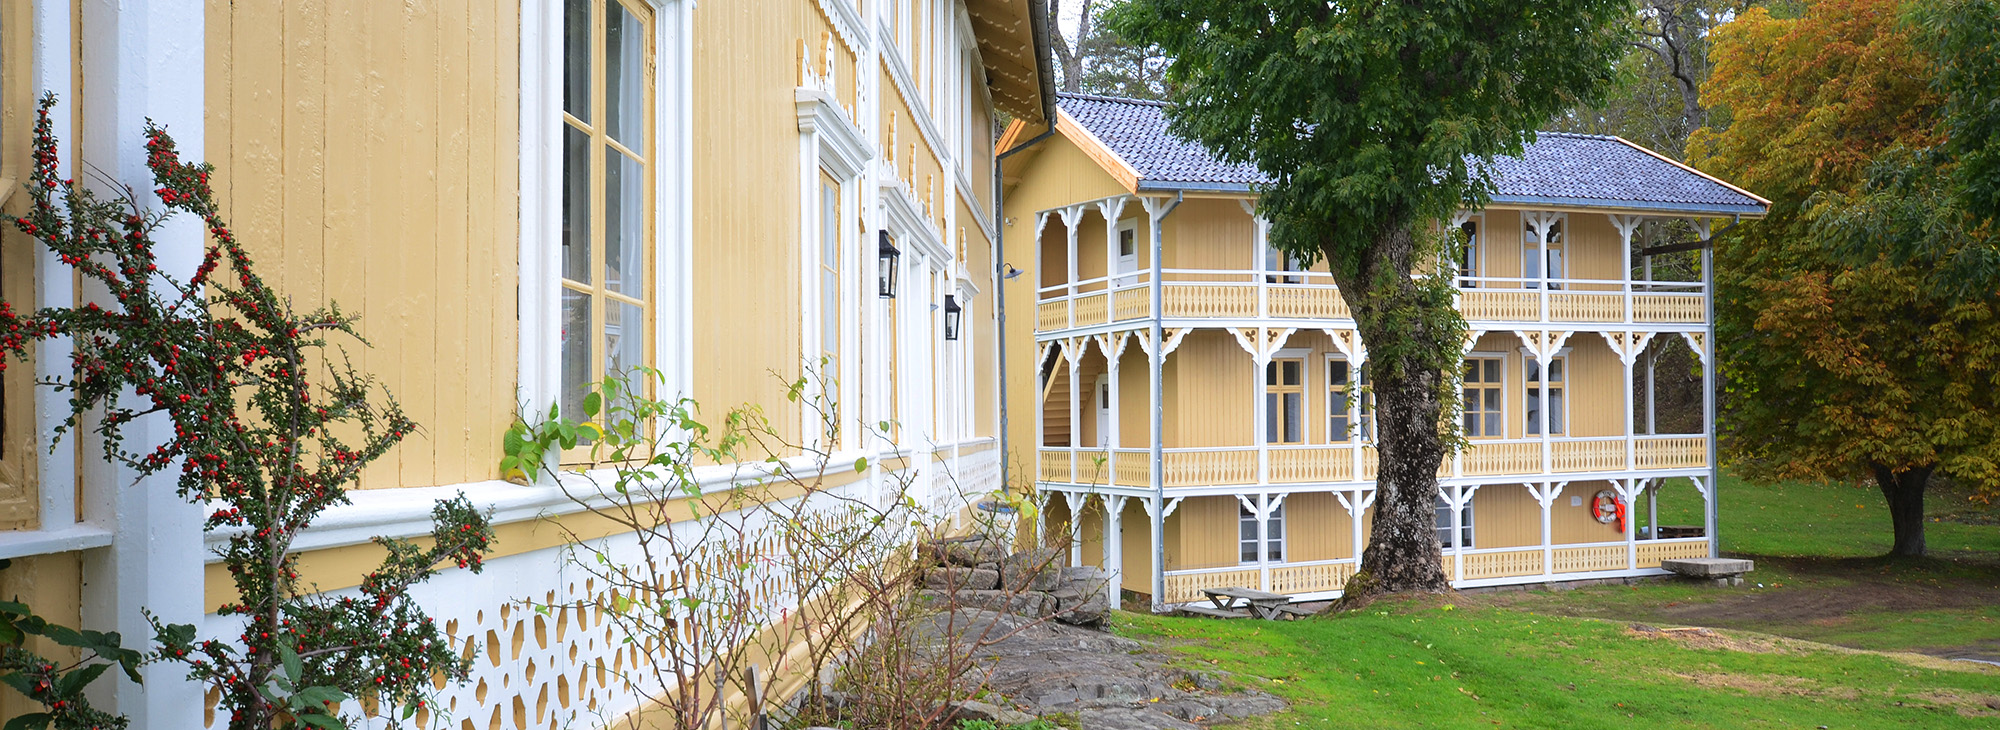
[1200,587,1299,620]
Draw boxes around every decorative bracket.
[1324,329,1367,366]
[1513,329,1575,364]
[1596,331,1657,366]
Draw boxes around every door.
[1116,222,1139,286]
[1095,375,1112,447]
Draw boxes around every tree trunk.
[1872,463,1934,557]
[1333,226,1454,604]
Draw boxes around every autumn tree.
[1110,0,1630,600]
[1692,0,2000,557]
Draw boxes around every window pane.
[1284,393,1301,443]
[605,148,645,297]
[1484,359,1499,383]
[1283,361,1300,385]
[560,288,592,421]
[604,2,646,149]
[1551,389,1565,434]
[1330,361,1348,383]
[1265,361,1277,385]
[606,299,645,380]
[1331,414,1350,440]
[1264,393,1278,443]
[561,125,592,284]
[563,0,590,120]
[1550,359,1565,383]
[1484,413,1500,436]
[1462,412,1476,433]
[1483,388,1499,411]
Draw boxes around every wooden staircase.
[1041,359,1072,447]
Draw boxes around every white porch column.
[1066,339,1086,482]
[1061,206,1084,328]
[1449,485,1464,584]
[1104,495,1126,606]
[75,3,208,727]
[1701,220,1720,559]
[1618,478,1641,570]
[1063,491,1085,567]
[1610,215,1642,324]
[1105,334,1122,482]
[1531,482,1566,579]
[1143,195,1177,608]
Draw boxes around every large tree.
[1109,0,1630,600]
[1692,0,2000,557]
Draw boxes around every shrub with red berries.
[0,94,495,729]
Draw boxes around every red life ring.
[1592,490,1627,533]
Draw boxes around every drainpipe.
[991,0,1058,507]
[1149,190,1182,610]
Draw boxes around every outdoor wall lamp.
[944,295,962,340]
[877,230,901,299]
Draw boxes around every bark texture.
[1331,227,1454,604]
[1872,463,1934,557]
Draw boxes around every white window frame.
[1238,495,1286,565]
[1457,212,1484,286]
[520,0,693,416]
[1462,351,1510,440]
[1115,218,1140,286]
[1524,212,1567,290]
[797,37,873,454]
[1519,347,1573,437]
[1264,347,1310,446]
[1325,354,1373,443]
[1436,494,1474,549]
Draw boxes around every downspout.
[1150,190,1182,610]
[992,0,1059,502]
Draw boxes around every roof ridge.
[1532,130,1620,141]
[1056,91,1171,107]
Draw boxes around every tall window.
[1328,358,1372,442]
[1239,497,1285,564]
[819,174,842,440]
[560,0,655,421]
[1264,243,1304,284]
[1524,218,1565,289]
[1463,358,1503,438]
[1436,495,1473,548]
[1265,358,1304,444]
[1458,219,1480,285]
[1526,357,1566,436]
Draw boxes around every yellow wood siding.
[1284,492,1351,561]
[1161,198,1254,278]
[1119,498,1148,593]
[1115,346,1149,448]
[1568,336,1625,438]
[206,0,520,490]
[1173,495,1239,570]
[1170,331,1253,448]
[0,553,82,719]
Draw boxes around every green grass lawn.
[1108,476,2000,728]
[1114,603,2000,729]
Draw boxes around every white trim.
[797,88,872,180]
[875,20,953,177]
[813,0,869,53]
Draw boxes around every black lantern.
[943,295,963,340]
[877,230,901,299]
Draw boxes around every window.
[1115,220,1139,285]
[1526,357,1566,436]
[1264,243,1304,284]
[1436,494,1473,549]
[1524,218,1565,289]
[1265,359,1304,444]
[1462,358,1503,438]
[560,0,655,422]
[1328,358,1372,442]
[819,174,842,437]
[1239,497,1285,564]
[1458,219,1480,285]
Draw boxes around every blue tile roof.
[1058,93,1768,215]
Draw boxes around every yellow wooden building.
[999,93,1769,607]
[0,0,1049,727]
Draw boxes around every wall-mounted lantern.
[943,295,962,340]
[877,230,901,299]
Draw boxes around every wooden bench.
[1201,587,1295,620]
[1177,605,1251,619]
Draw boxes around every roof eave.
[1135,180,1261,194]
[1485,195,1769,218]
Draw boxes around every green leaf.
[3,712,52,730]
[583,391,602,418]
[502,427,526,456]
[56,662,110,696]
[0,621,21,647]
[299,712,346,729]
[853,457,868,473]
[279,642,303,684]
